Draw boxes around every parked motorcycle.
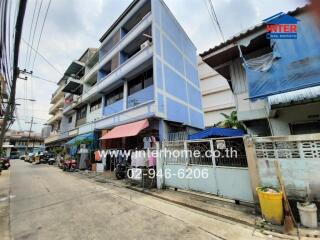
[57,155,64,169]
[48,156,56,165]
[63,159,77,172]
[115,161,131,180]
[42,152,55,165]
[0,157,10,170]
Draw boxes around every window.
[90,98,102,112]
[128,68,153,95]
[68,116,72,123]
[290,121,320,135]
[105,86,123,106]
[76,105,87,120]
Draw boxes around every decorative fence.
[252,134,320,200]
[158,137,254,203]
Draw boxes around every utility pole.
[25,117,34,155]
[0,0,28,153]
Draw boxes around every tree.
[217,111,246,131]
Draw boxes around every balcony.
[49,98,64,115]
[74,45,153,111]
[63,94,80,115]
[44,131,60,144]
[83,12,152,85]
[75,117,86,127]
[62,77,83,95]
[127,85,154,108]
[50,84,64,104]
[47,111,63,125]
[103,99,123,116]
[98,44,153,93]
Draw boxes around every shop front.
[98,118,158,185]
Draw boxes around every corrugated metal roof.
[200,5,309,58]
[268,85,320,109]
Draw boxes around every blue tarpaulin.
[188,127,244,140]
[66,132,95,157]
[246,14,320,100]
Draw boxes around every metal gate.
[159,137,254,202]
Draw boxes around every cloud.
[12,0,308,133]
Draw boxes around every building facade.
[198,57,235,127]
[44,0,203,149]
[4,130,44,157]
[200,6,320,136]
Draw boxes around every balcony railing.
[51,85,64,104]
[49,98,64,114]
[83,12,152,84]
[47,111,63,124]
[75,118,86,127]
[127,85,154,108]
[103,99,123,117]
[44,131,60,144]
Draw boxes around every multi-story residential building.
[44,76,65,146]
[198,57,235,127]
[44,48,97,147]
[45,0,203,149]
[4,130,44,156]
[200,6,320,136]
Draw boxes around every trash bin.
[297,202,318,228]
[256,187,283,225]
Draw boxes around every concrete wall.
[152,0,204,129]
[269,102,320,136]
[60,112,77,134]
[253,134,320,200]
[198,58,235,127]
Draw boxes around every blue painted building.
[200,6,320,136]
[50,0,203,148]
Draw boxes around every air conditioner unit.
[140,40,152,50]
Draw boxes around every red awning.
[100,119,149,140]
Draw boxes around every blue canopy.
[65,132,94,145]
[188,127,244,140]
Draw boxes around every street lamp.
[2,98,36,104]
[15,98,36,102]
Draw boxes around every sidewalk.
[0,170,10,240]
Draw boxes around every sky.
[11,0,308,133]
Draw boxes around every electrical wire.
[26,0,43,70]
[24,0,38,70]
[31,0,51,72]
[208,0,225,42]
[21,38,63,75]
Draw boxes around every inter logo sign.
[263,12,299,39]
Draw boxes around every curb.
[126,185,256,227]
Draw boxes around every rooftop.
[200,5,309,58]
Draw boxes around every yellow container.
[256,187,283,225]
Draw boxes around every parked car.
[10,152,20,159]
[19,154,26,160]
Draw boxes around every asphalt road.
[8,160,266,240]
